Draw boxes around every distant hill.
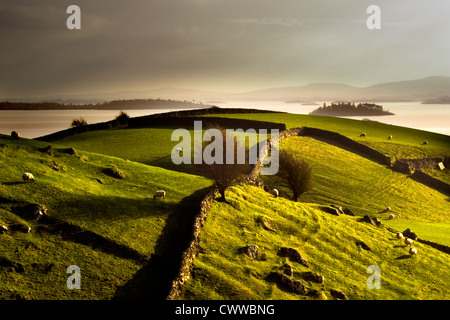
[422,96,450,104]
[231,76,450,102]
[3,76,449,103]
[309,102,394,116]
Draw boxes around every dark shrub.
[277,150,312,201]
[114,111,130,126]
[70,117,88,128]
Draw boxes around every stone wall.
[299,127,392,166]
[166,187,218,300]
[396,158,444,171]
[417,238,450,255]
[36,108,286,142]
[410,170,450,196]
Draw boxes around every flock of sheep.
[396,232,418,256]
[359,132,428,145]
[22,172,167,200]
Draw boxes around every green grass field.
[0,134,212,299]
[3,109,448,300]
[201,113,450,160]
[179,185,450,300]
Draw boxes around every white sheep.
[360,133,367,137]
[270,189,279,197]
[396,232,403,240]
[405,238,413,246]
[388,213,395,220]
[388,135,393,140]
[22,172,35,183]
[0,225,8,234]
[409,247,417,255]
[154,190,166,199]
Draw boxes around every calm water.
[0,102,449,138]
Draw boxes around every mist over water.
[0,102,449,138]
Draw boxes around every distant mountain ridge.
[3,76,450,103]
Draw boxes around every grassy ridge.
[201,113,450,160]
[270,136,449,223]
[0,135,212,299]
[180,185,450,300]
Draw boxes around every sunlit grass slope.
[179,185,450,300]
[0,135,212,299]
[202,113,450,161]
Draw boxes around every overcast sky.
[1,0,449,98]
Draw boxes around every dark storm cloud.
[0,0,449,98]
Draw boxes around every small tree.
[195,125,252,202]
[277,150,312,201]
[70,117,88,128]
[114,110,130,126]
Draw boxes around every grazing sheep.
[409,247,417,256]
[270,188,279,197]
[388,213,395,220]
[388,135,393,140]
[0,225,8,234]
[396,232,404,240]
[22,172,35,183]
[405,238,413,246]
[154,190,166,199]
[360,133,367,137]
[422,141,428,145]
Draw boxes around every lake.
[0,102,449,138]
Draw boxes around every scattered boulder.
[330,289,346,300]
[330,204,355,216]
[343,207,355,216]
[240,245,259,260]
[60,147,77,155]
[266,272,307,295]
[322,206,340,216]
[10,223,31,233]
[260,217,277,232]
[359,215,383,227]
[33,205,48,221]
[402,228,418,241]
[304,271,324,284]
[102,167,125,179]
[50,161,59,171]
[330,204,344,213]
[356,241,371,251]
[40,145,53,156]
[96,178,104,184]
[278,247,308,267]
[283,264,293,276]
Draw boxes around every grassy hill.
[0,134,212,299]
[201,113,450,161]
[11,109,448,300]
[179,185,450,300]
[50,111,449,246]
